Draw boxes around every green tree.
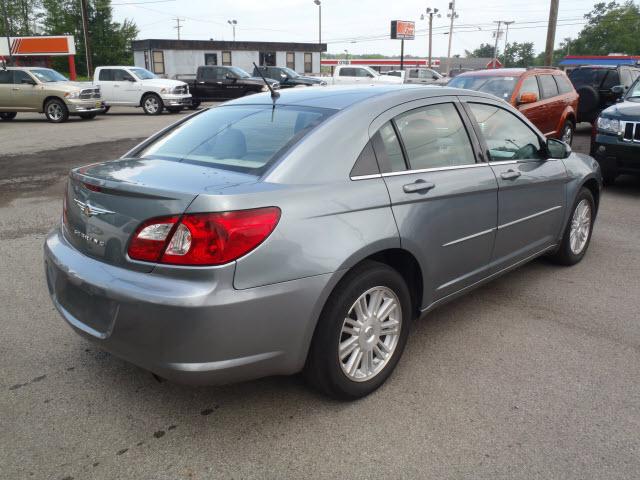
[501,41,535,67]
[0,0,43,36]
[569,1,640,55]
[465,43,495,58]
[41,0,138,77]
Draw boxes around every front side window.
[448,74,518,101]
[394,103,476,170]
[152,50,165,74]
[538,75,559,98]
[116,69,137,81]
[355,68,373,78]
[136,105,335,175]
[469,103,544,161]
[286,52,295,70]
[222,51,232,66]
[304,53,313,73]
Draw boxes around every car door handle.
[501,170,521,180]
[11,87,19,91]
[403,180,435,193]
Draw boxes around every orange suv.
[448,67,579,144]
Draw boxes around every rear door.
[537,74,562,137]
[374,97,498,306]
[462,99,567,272]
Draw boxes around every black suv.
[591,77,640,184]
[186,66,279,107]
[252,66,326,88]
[568,65,640,123]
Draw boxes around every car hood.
[138,78,187,88]
[602,99,640,120]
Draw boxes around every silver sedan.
[44,85,602,399]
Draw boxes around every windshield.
[29,68,68,83]
[448,75,518,100]
[229,66,251,78]
[626,79,640,99]
[281,67,300,78]
[136,105,336,174]
[130,68,156,80]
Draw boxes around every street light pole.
[445,1,458,75]
[228,19,237,42]
[314,0,321,45]
[80,0,93,77]
[421,8,440,69]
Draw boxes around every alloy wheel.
[48,103,64,121]
[562,124,573,144]
[338,286,402,382]
[569,199,591,254]
[144,96,159,114]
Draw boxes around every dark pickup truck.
[252,66,326,88]
[185,66,279,107]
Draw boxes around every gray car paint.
[44,85,602,385]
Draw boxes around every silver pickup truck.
[0,66,104,123]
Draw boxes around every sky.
[111,0,597,57]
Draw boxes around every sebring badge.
[73,199,115,218]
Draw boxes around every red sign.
[487,58,503,69]
[391,20,415,40]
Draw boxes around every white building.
[132,39,326,78]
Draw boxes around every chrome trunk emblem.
[73,199,115,217]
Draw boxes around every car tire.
[306,260,412,400]
[79,113,97,120]
[101,106,111,114]
[44,98,69,123]
[188,100,201,110]
[550,187,595,266]
[0,112,17,121]
[560,120,575,145]
[166,107,183,114]
[141,93,163,115]
[576,86,600,123]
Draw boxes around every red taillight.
[127,207,280,266]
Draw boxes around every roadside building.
[0,35,78,79]
[132,39,326,78]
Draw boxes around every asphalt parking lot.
[2,114,640,479]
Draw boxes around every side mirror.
[125,76,135,82]
[280,73,287,79]
[547,138,571,159]
[21,78,36,85]
[518,92,538,105]
[611,85,624,97]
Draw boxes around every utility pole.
[445,1,458,75]
[80,0,93,77]
[491,21,502,68]
[503,20,514,66]
[174,17,184,40]
[1,0,13,66]
[314,0,321,45]
[421,8,440,69]
[544,0,559,66]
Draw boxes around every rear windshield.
[448,75,518,101]
[136,105,336,174]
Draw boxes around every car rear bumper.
[44,226,334,385]
[592,133,640,174]
[159,93,192,106]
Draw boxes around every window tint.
[350,141,380,177]
[202,67,221,81]
[569,68,607,87]
[519,75,540,99]
[469,103,544,161]
[137,105,334,174]
[113,69,135,82]
[601,70,619,89]
[0,70,11,84]
[339,67,355,77]
[409,69,419,78]
[538,75,558,98]
[98,69,114,81]
[448,75,518,101]
[355,68,372,78]
[395,103,476,170]
[554,75,574,94]
[373,122,406,173]
[13,70,33,84]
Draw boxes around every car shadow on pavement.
[603,175,640,198]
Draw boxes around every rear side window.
[469,103,544,161]
[569,68,607,87]
[601,70,619,89]
[137,105,335,175]
[0,71,10,84]
[554,75,574,94]
[372,122,406,173]
[98,69,114,81]
[394,103,476,170]
[339,68,356,77]
[538,75,559,98]
[519,76,540,99]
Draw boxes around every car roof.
[222,84,498,110]
[455,68,527,78]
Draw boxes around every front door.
[9,70,39,110]
[374,98,498,307]
[463,100,567,272]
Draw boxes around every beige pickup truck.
[0,66,105,123]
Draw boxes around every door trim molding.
[497,205,562,230]
[441,227,496,247]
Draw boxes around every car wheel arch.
[41,95,65,113]
[139,91,160,106]
[582,177,600,214]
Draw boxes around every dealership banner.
[0,36,76,57]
